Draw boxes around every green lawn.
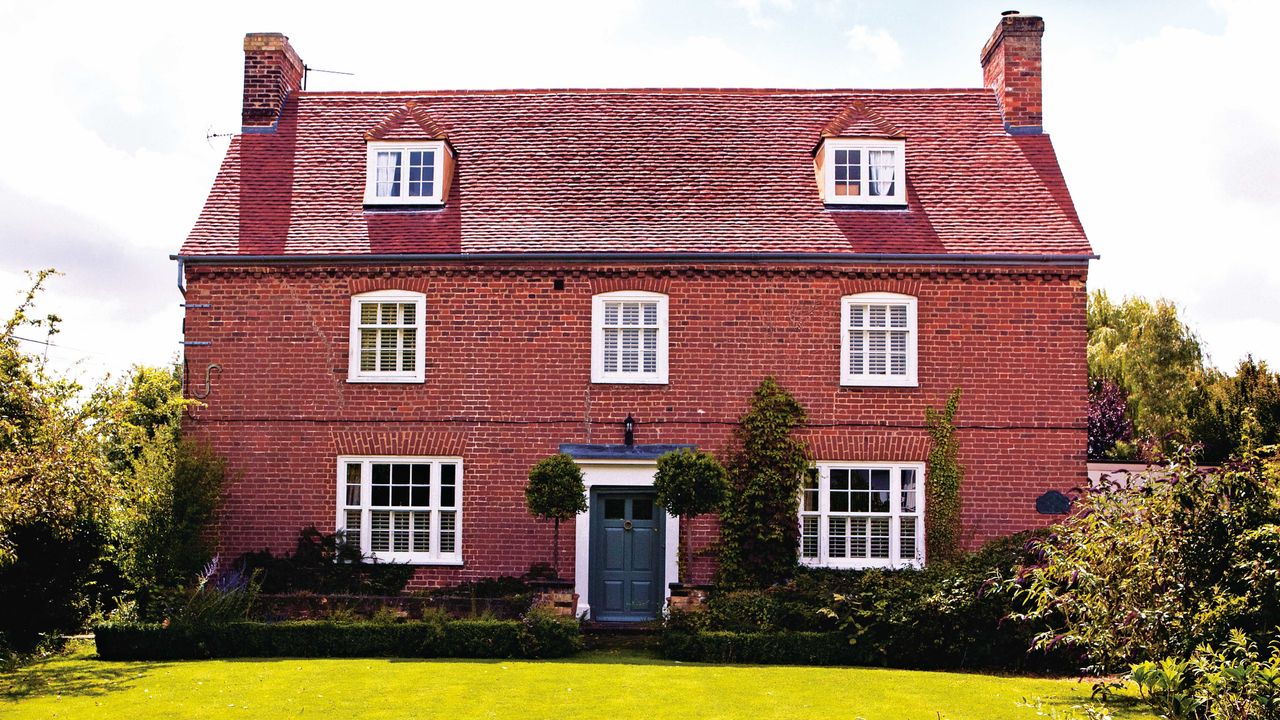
[1,644,1154,720]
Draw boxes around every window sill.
[823,202,909,211]
[800,559,923,570]
[840,379,919,388]
[362,203,446,213]
[346,376,425,384]
[590,377,669,386]
[365,555,464,566]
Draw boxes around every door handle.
[623,520,633,531]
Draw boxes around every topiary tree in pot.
[524,453,588,579]
[654,448,728,588]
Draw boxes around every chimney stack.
[242,33,304,131]
[980,11,1044,134]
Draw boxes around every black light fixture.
[623,414,635,446]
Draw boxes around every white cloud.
[734,0,795,29]
[845,25,903,73]
[1050,0,1280,370]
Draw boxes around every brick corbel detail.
[331,429,466,457]
[806,432,930,462]
[838,277,923,296]
[589,276,672,294]
[349,276,433,295]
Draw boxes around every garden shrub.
[94,614,581,661]
[1129,629,1280,720]
[236,526,415,596]
[662,630,855,666]
[665,532,1070,671]
[1008,447,1280,674]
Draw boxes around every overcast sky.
[1,0,1276,386]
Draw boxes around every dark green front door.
[589,490,665,621]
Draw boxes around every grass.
[0,642,1156,720]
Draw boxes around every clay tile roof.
[820,100,905,139]
[364,100,449,141]
[181,88,1091,259]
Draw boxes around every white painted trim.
[840,292,918,388]
[364,141,447,205]
[821,138,907,206]
[573,461,679,618]
[799,461,925,570]
[590,290,670,385]
[336,455,463,566]
[347,290,426,383]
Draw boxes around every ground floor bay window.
[800,462,924,568]
[336,456,462,565]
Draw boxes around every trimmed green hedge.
[95,616,581,660]
[662,630,856,666]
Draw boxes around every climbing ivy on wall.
[924,388,964,563]
[717,377,810,589]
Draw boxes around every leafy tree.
[717,377,810,589]
[1087,379,1134,459]
[654,448,728,584]
[0,270,119,650]
[1189,357,1280,465]
[524,453,587,578]
[1087,291,1206,458]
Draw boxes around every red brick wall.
[981,14,1044,131]
[181,261,1087,587]
[242,33,303,128]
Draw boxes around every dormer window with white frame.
[820,139,906,206]
[841,292,918,387]
[364,141,448,205]
[591,291,669,385]
[348,290,426,383]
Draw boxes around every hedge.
[94,616,581,661]
[662,630,857,666]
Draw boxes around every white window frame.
[841,292,918,387]
[800,462,926,570]
[363,141,447,205]
[347,290,426,384]
[336,455,463,566]
[822,138,907,206]
[590,291,670,385]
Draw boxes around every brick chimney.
[980,11,1044,134]
[242,33,304,131]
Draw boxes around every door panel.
[590,490,665,621]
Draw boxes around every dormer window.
[364,141,448,205]
[819,139,906,206]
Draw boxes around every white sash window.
[337,456,462,565]
[800,462,925,569]
[347,290,426,383]
[841,292,918,387]
[591,291,669,384]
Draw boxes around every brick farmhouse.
[178,12,1092,620]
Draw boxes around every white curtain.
[868,150,895,196]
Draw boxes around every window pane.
[900,517,917,560]
[901,469,917,512]
[850,517,868,558]
[829,517,848,558]
[412,512,430,552]
[439,511,456,554]
[604,498,625,519]
[604,303,619,326]
[622,303,640,326]
[848,305,866,329]
[401,303,416,325]
[642,303,657,326]
[392,512,410,552]
[621,328,639,372]
[801,516,819,559]
[603,328,618,372]
[401,329,416,372]
[870,517,890,558]
[360,302,378,325]
[371,510,390,551]
[632,499,654,520]
[375,151,402,197]
[870,470,891,513]
[411,463,430,507]
[642,328,657,373]
[440,463,457,508]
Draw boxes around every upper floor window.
[337,456,462,565]
[364,141,446,205]
[821,139,906,206]
[800,462,924,569]
[348,290,425,383]
[591,291,669,384]
[841,293,917,387]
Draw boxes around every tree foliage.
[654,448,728,583]
[1087,379,1134,459]
[1007,443,1280,675]
[1189,357,1280,465]
[717,377,810,589]
[924,388,964,563]
[1087,290,1205,459]
[524,453,587,577]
